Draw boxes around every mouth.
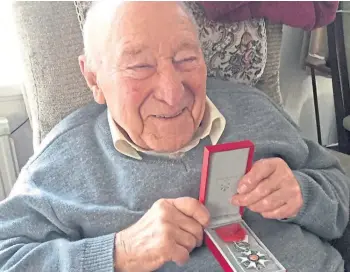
[153,108,185,119]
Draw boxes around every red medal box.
[199,140,286,272]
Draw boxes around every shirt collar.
[107,96,226,160]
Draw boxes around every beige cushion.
[13,1,93,148]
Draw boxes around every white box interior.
[205,148,249,228]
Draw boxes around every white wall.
[279,26,337,146]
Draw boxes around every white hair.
[178,2,199,32]
[82,1,199,71]
[82,0,122,71]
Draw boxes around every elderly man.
[0,1,349,272]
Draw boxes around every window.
[0,2,23,88]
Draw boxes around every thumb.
[167,197,210,227]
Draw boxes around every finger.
[232,176,280,207]
[172,211,204,247]
[261,201,299,219]
[174,228,198,252]
[171,244,190,266]
[170,197,210,227]
[247,189,287,213]
[237,159,277,194]
[153,199,204,246]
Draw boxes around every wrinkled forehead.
[112,2,199,52]
[115,2,195,31]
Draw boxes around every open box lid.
[199,140,254,229]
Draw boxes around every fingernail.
[237,184,247,194]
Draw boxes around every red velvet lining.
[215,223,246,242]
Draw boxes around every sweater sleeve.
[246,89,350,241]
[0,170,115,272]
[284,138,350,240]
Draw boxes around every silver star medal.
[238,250,269,270]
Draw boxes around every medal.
[228,241,270,271]
[238,250,269,270]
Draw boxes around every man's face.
[91,2,207,152]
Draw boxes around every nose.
[154,64,185,107]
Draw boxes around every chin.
[147,133,194,153]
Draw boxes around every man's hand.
[231,158,303,219]
[114,197,210,272]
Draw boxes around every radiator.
[0,117,19,201]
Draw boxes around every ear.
[78,55,106,104]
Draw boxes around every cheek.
[118,81,146,117]
[186,69,206,102]
[102,78,144,124]
[187,63,207,96]
[185,65,207,122]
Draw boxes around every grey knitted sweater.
[0,79,349,272]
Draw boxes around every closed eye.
[175,57,197,63]
[128,64,153,69]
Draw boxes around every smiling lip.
[153,108,185,119]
